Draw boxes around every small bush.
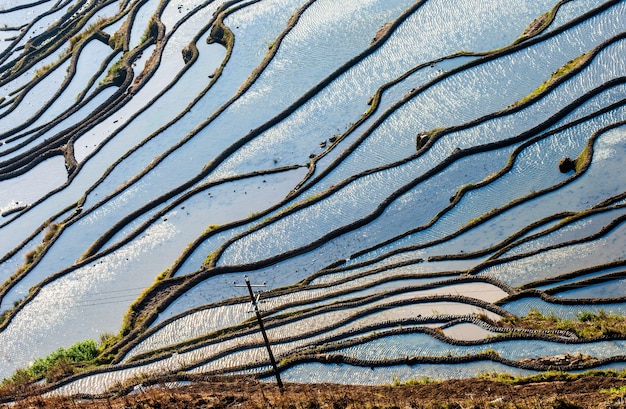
[3,340,99,385]
[23,249,37,264]
[42,223,61,242]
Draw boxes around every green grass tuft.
[2,340,100,385]
[497,309,626,338]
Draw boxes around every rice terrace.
[0,0,626,403]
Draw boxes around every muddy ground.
[7,376,626,408]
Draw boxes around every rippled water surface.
[0,0,625,393]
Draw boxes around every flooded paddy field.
[0,0,625,395]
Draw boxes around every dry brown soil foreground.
[6,376,626,408]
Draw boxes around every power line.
[1,273,623,311]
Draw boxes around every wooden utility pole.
[235,275,284,391]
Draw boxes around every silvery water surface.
[0,0,625,392]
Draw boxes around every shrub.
[4,340,99,385]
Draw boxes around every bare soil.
[7,376,626,408]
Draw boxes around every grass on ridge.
[496,309,626,338]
